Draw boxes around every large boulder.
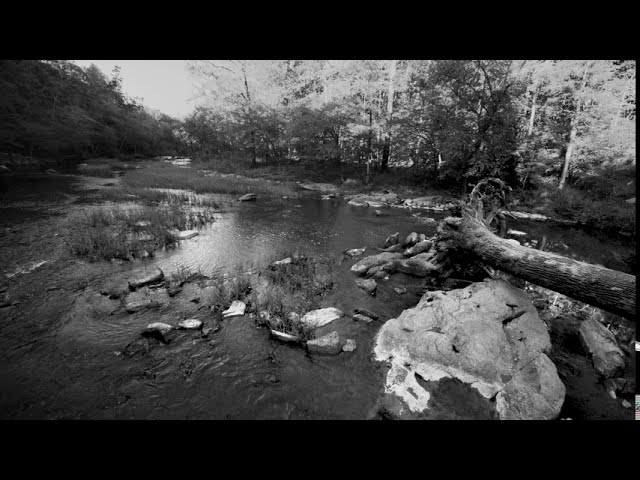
[300,307,344,329]
[374,279,565,420]
[578,317,626,378]
[307,331,342,355]
[350,252,403,275]
[128,267,164,289]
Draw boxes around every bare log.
[436,209,636,320]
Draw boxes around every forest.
[1,59,636,232]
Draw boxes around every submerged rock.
[307,331,342,355]
[355,278,377,295]
[374,279,565,420]
[300,307,343,329]
[353,313,374,324]
[578,317,625,378]
[342,339,357,352]
[177,318,203,330]
[239,193,257,201]
[222,300,246,319]
[351,252,403,275]
[128,267,164,290]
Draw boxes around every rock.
[222,300,246,319]
[321,193,336,200]
[299,182,338,192]
[403,240,432,257]
[177,318,203,330]
[578,317,625,378]
[257,310,271,325]
[270,330,301,343]
[128,268,164,290]
[351,252,403,275]
[403,232,419,247]
[45,168,57,174]
[135,221,151,227]
[382,244,404,253]
[621,399,632,408]
[343,178,359,186]
[167,285,182,297]
[613,377,627,392]
[417,233,427,243]
[355,278,377,295]
[390,252,440,277]
[604,378,617,399]
[383,232,400,248]
[374,279,565,420]
[375,210,383,216]
[286,312,300,323]
[402,196,441,208]
[347,192,399,208]
[126,300,160,313]
[394,287,407,295]
[300,307,343,329]
[507,229,527,237]
[625,197,635,204]
[175,230,199,240]
[273,257,292,266]
[142,322,173,342]
[353,313,374,324]
[307,331,342,355]
[342,339,357,352]
[201,327,212,338]
[345,247,366,257]
[239,193,257,201]
[348,198,370,207]
[354,308,379,320]
[0,165,11,173]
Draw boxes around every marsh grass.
[68,203,215,261]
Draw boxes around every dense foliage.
[183,60,636,192]
[0,60,182,160]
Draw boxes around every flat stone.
[128,267,164,289]
[353,313,374,324]
[222,300,246,319]
[354,308,379,320]
[270,330,301,343]
[307,331,342,355]
[300,307,344,329]
[342,339,357,352]
[299,183,337,192]
[177,318,203,330]
[621,399,632,408]
[579,317,625,378]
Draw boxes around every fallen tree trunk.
[436,209,636,320]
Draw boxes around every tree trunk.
[527,87,538,136]
[559,61,591,189]
[436,212,636,320]
[381,60,397,172]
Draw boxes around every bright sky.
[73,60,199,119]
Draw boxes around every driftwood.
[435,207,636,320]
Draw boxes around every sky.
[73,60,199,119]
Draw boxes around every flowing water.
[0,171,635,419]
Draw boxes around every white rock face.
[175,230,199,240]
[222,300,246,319]
[177,319,203,329]
[374,279,565,420]
[300,307,344,329]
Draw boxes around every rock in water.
[273,257,292,266]
[403,240,432,257]
[342,339,357,352]
[307,331,342,355]
[374,279,565,420]
[177,318,203,330]
[142,322,173,342]
[270,330,301,343]
[126,300,160,313]
[403,232,419,247]
[128,267,164,289]
[239,193,257,201]
[345,247,366,257]
[175,230,199,240]
[384,232,400,248]
[222,300,246,319]
[300,307,343,329]
[355,278,377,295]
[394,286,407,295]
[354,308,379,320]
[578,317,625,378]
[350,252,403,275]
[353,313,374,324]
